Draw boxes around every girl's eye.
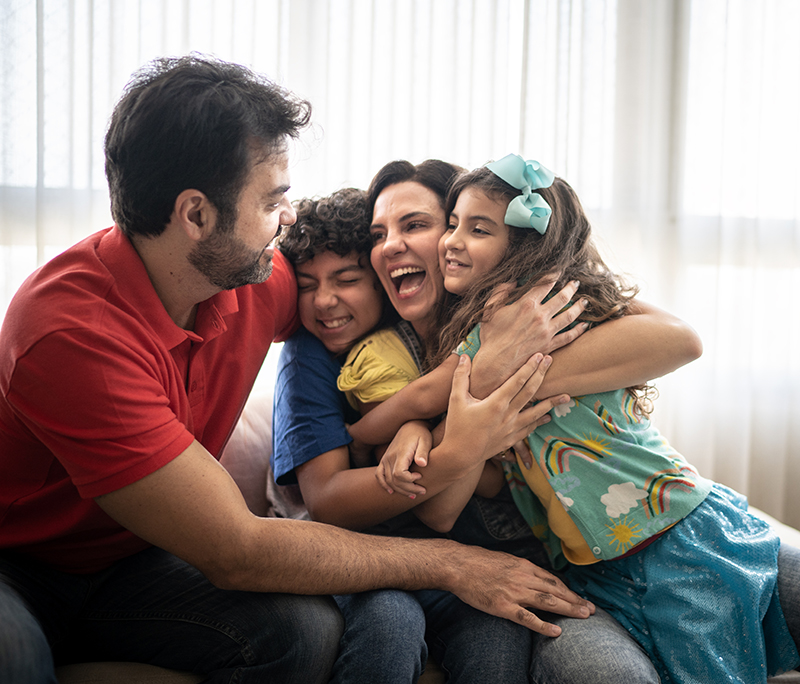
[446,224,456,232]
[339,279,360,286]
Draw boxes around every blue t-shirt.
[271,327,436,538]
[271,328,361,485]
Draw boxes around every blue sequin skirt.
[566,484,799,683]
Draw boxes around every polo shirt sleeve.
[6,327,194,498]
[271,331,354,485]
[265,249,301,342]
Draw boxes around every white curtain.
[2,0,799,525]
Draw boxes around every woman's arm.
[389,356,567,529]
[533,300,702,399]
[471,297,701,399]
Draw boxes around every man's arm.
[96,354,593,636]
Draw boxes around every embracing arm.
[347,355,458,447]
[471,290,701,399]
[95,363,592,636]
[533,299,702,399]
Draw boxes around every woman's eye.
[371,232,385,244]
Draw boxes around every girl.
[345,154,800,683]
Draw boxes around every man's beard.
[188,214,273,290]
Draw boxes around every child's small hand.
[375,421,433,498]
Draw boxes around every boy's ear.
[172,189,217,242]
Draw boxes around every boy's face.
[295,251,384,354]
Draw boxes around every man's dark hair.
[105,54,312,238]
[278,188,372,265]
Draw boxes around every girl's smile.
[440,187,510,295]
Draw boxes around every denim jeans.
[449,486,662,684]
[0,547,342,684]
[331,590,427,684]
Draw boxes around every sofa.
[55,390,800,683]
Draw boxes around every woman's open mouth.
[390,266,426,297]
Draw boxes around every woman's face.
[370,182,447,336]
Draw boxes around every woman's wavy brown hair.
[429,165,652,412]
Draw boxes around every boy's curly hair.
[278,187,372,265]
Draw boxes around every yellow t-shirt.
[337,328,420,409]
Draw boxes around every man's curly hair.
[278,187,371,265]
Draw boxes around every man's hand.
[443,541,595,636]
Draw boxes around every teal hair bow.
[485,154,555,235]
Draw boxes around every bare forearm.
[222,516,462,594]
[223,516,594,640]
[414,460,485,532]
[348,360,455,445]
[536,302,702,399]
[300,445,482,530]
[472,300,701,400]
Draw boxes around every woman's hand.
[442,353,568,468]
[470,279,587,398]
[375,420,433,497]
[493,439,536,470]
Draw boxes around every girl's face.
[439,187,511,295]
[295,250,384,355]
[370,182,447,337]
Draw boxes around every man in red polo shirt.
[0,55,593,683]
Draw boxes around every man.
[0,55,592,683]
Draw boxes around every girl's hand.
[375,420,433,497]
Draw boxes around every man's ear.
[173,189,216,242]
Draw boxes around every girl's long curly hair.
[429,165,653,413]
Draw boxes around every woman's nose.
[381,228,406,257]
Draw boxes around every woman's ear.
[173,189,216,242]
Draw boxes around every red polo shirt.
[0,226,298,573]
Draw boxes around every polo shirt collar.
[97,226,239,350]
